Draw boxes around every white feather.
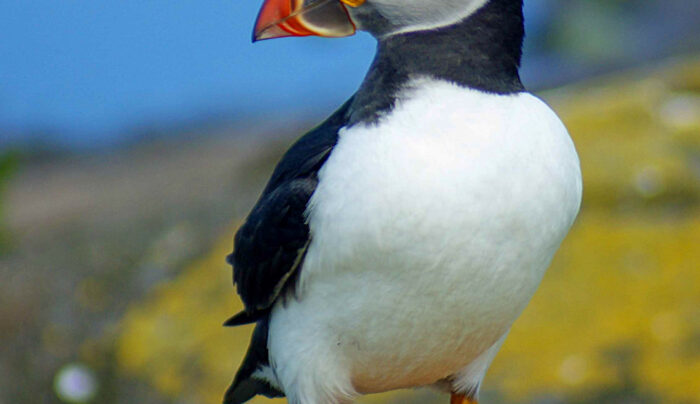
[267,78,582,404]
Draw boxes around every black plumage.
[223,317,284,403]
[223,99,354,404]
[348,0,525,125]
[228,96,354,321]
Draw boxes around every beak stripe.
[340,0,365,7]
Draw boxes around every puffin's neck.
[348,0,525,125]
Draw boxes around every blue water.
[0,0,376,148]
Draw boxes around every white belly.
[268,81,582,398]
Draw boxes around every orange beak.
[253,0,364,41]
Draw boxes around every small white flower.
[53,363,98,403]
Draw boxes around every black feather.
[348,0,525,125]
[226,96,354,323]
[223,317,284,404]
[223,310,259,327]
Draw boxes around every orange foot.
[450,393,478,404]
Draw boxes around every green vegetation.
[0,150,19,253]
[115,56,700,404]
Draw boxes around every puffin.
[224,0,582,403]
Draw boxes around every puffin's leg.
[450,393,478,404]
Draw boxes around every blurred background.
[1,0,699,403]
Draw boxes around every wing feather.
[227,98,353,323]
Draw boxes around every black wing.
[226,98,353,324]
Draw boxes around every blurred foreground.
[1,55,700,403]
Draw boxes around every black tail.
[224,377,282,404]
[223,310,258,327]
[223,316,284,404]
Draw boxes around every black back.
[223,99,354,404]
[349,0,524,124]
[229,97,354,318]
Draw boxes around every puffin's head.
[252,0,492,41]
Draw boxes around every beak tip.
[251,27,260,43]
[252,27,281,42]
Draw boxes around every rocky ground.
[0,124,307,403]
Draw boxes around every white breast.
[268,79,582,402]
